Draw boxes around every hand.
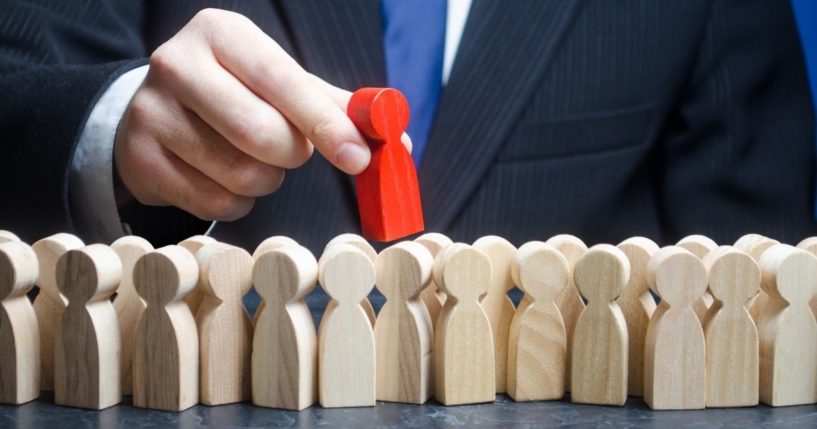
[115,9,402,221]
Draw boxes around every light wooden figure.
[0,241,40,404]
[757,244,817,406]
[415,232,453,329]
[735,233,779,324]
[178,235,217,317]
[31,233,84,391]
[195,243,253,405]
[543,234,587,392]
[473,235,517,393]
[507,241,568,401]
[677,235,717,324]
[132,245,199,411]
[324,233,378,326]
[251,235,299,327]
[317,244,376,407]
[54,245,122,410]
[433,243,495,405]
[616,237,658,397]
[570,244,629,406]
[0,230,20,242]
[702,246,759,407]
[111,236,153,395]
[795,237,817,317]
[374,241,434,404]
[645,246,706,410]
[252,245,318,410]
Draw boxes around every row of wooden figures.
[0,230,816,412]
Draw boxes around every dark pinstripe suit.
[1,0,815,254]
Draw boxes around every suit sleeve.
[659,0,817,244]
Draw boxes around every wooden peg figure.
[735,234,779,324]
[757,244,817,406]
[323,233,378,326]
[0,230,20,242]
[195,243,253,405]
[473,235,517,393]
[543,234,587,392]
[415,232,453,329]
[250,235,299,327]
[677,235,717,323]
[133,245,199,411]
[703,246,759,407]
[317,244,376,407]
[0,241,40,404]
[31,233,83,391]
[348,87,424,242]
[507,241,568,401]
[111,236,153,395]
[571,244,629,406]
[616,237,658,397]
[374,241,434,404]
[252,245,318,410]
[433,243,495,405]
[796,237,817,317]
[178,235,217,316]
[645,246,707,410]
[54,245,122,410]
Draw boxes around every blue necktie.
[381,0,447,167]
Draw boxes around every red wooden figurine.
[347,88,425,242]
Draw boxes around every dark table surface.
[3,291,817,429]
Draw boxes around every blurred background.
[791,0,817,214]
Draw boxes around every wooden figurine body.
[374,242,434,404]
[348,88,424,242]
[415,233,453,329]
[616,237,658,397]
[31,233,83,390]
[111,236,153,395]
[253,245,318,410]
[318,244,376,407]
[133,246,199,411]
[703,246,759,407]
[195,243,253,405]
[0,241,40,404]
[178,235,217,317]
[796,237,817,317]
[645,246,707,410]
[677,235,717,323]
[507,241,568,401]
[324,233,378,326]
[570,244,629,406]
[735,234,779,324]
[433,243,495,405]
[54,245,122,409]
[757,244,817,406]
[473,235,517,393]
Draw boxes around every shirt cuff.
[69,64,149,244]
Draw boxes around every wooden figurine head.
[254,245,317,304]
[56,245,122,304]
[375,241,433,302]
[134,246,198,307]
[0,241,38,300]
[512,241,569,304]
[319,244,375,304]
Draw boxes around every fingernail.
[335,143,370,174]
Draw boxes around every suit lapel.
[420,0,583,231]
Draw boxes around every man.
[1,0,814,253]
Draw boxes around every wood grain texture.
[702,246,759,407]
[645,246,707,410]
[473,235,517,393]
[507,241,568,402]
[317,244,376,407]
[415,233,452,330]
[616,237,658,398]
[178,235,217,318]
[251,236,300,328]
[195,243,253,405]
[54,245,122,410]
[31,233,83,391]
[433,243,495,405]
[795,237,817,317]
[132,245,199,411]
[677,235,717,324]
[374,241,434,404]
[324,233,378,326]
[111,236,153,395]
[0,230,20,243]
[252,245,318,410]
[570,244,629,406]
[735,234,780,324]
[757,244,817,407]
[0,241,39,404]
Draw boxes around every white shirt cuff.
[69,64,149,243]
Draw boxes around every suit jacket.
[1,0,815,254]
